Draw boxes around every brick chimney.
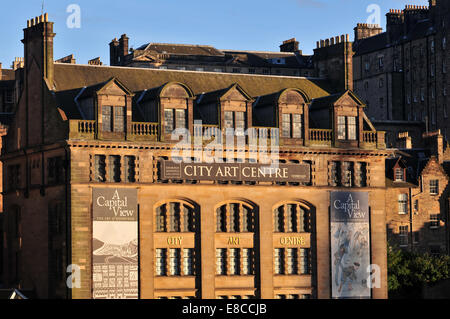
[22,13,55,85]
[386,9,404,42]
[109,38,120,66]
[11,57,24,70]
[398,132,412,149]
[280,38,301,53]
[423,130,444,163]
[314,34,353,92]
[354,23,383,41]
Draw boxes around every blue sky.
[0,0,429,67]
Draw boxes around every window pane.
[125,156,136,183]
[102,106,112,132]
[165,109,174,133]
[235,112,245,135]
[224,111,234,129]
[108,155,121,183]
[292,114,302,138]
[347,116,357,140]
[114,107,125,132]
[282,114,291,138]
[94,155,106,182]
[175,109,186,129]
[337,116,346,140]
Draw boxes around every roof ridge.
[53,62,326,81]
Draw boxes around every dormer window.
[395,168,405,182]
[282,113,303,139]
[102,106,125,132]
[337,116,356,140]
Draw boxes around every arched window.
[273,203,310,233]
[155,201,196,233]
[216,202,255,233]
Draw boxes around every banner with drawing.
[330,191,371,299]
[92,188,138,299]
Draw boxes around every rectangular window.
[224,111,246,136]
[224,111,234,129]
[282,114,291,138]
[94,155,106,182]
[347,117,357,140]
[175,109,186,129]
[399,226,408,246]
[395,168,404,182]
[292,114,302,138]
[337,116,346,140]
[398,194,408,214]
[5,90,13,103]
[235,112,245,136]
[274,248,284,275]
[242,249,253,275]
[183,248,194,276]
[216,249,227,275]
[287,248,298,275]
[430,214,439,229]
[156,249,167,276]
[330,161,341,187]
[169,248,181,276]
[156,205,167,232]
[353,162,366,187]
[342,161,353,187]
[414,200,419,212]
[124,156,136,183]
[48,156,65,185]
[164,109,174,133]
[102,106,113,132]
[8,165,20,191]
[300,248,309,274]
[113,107,125,132]
[229,248,240,275]
[108,155,121,183]
[430,180,439,195]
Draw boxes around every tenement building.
[1,15,391,299]
[353,1,450,147]
[385,131,450,254]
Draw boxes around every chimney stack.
[354,23,383,42]
[109,38,120,66]
[23,12,55,85]
[280,38,301,53]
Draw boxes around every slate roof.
[223,50,314,69]
[353,33,389,56]
[53,63,332,120]
[135,43,225,57]
[385,149,432,186]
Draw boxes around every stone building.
[110,36,317,77]
[353,1,450,147]
[0,14,390,299]
[385,132,450,254]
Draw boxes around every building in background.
[0,14,390,299]
[109,36,322,78]
[353,0,450,148]
[385,132,450,254]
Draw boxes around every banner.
[330,191,370,299]
[161,160,311,183]
[92,188,138,299]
